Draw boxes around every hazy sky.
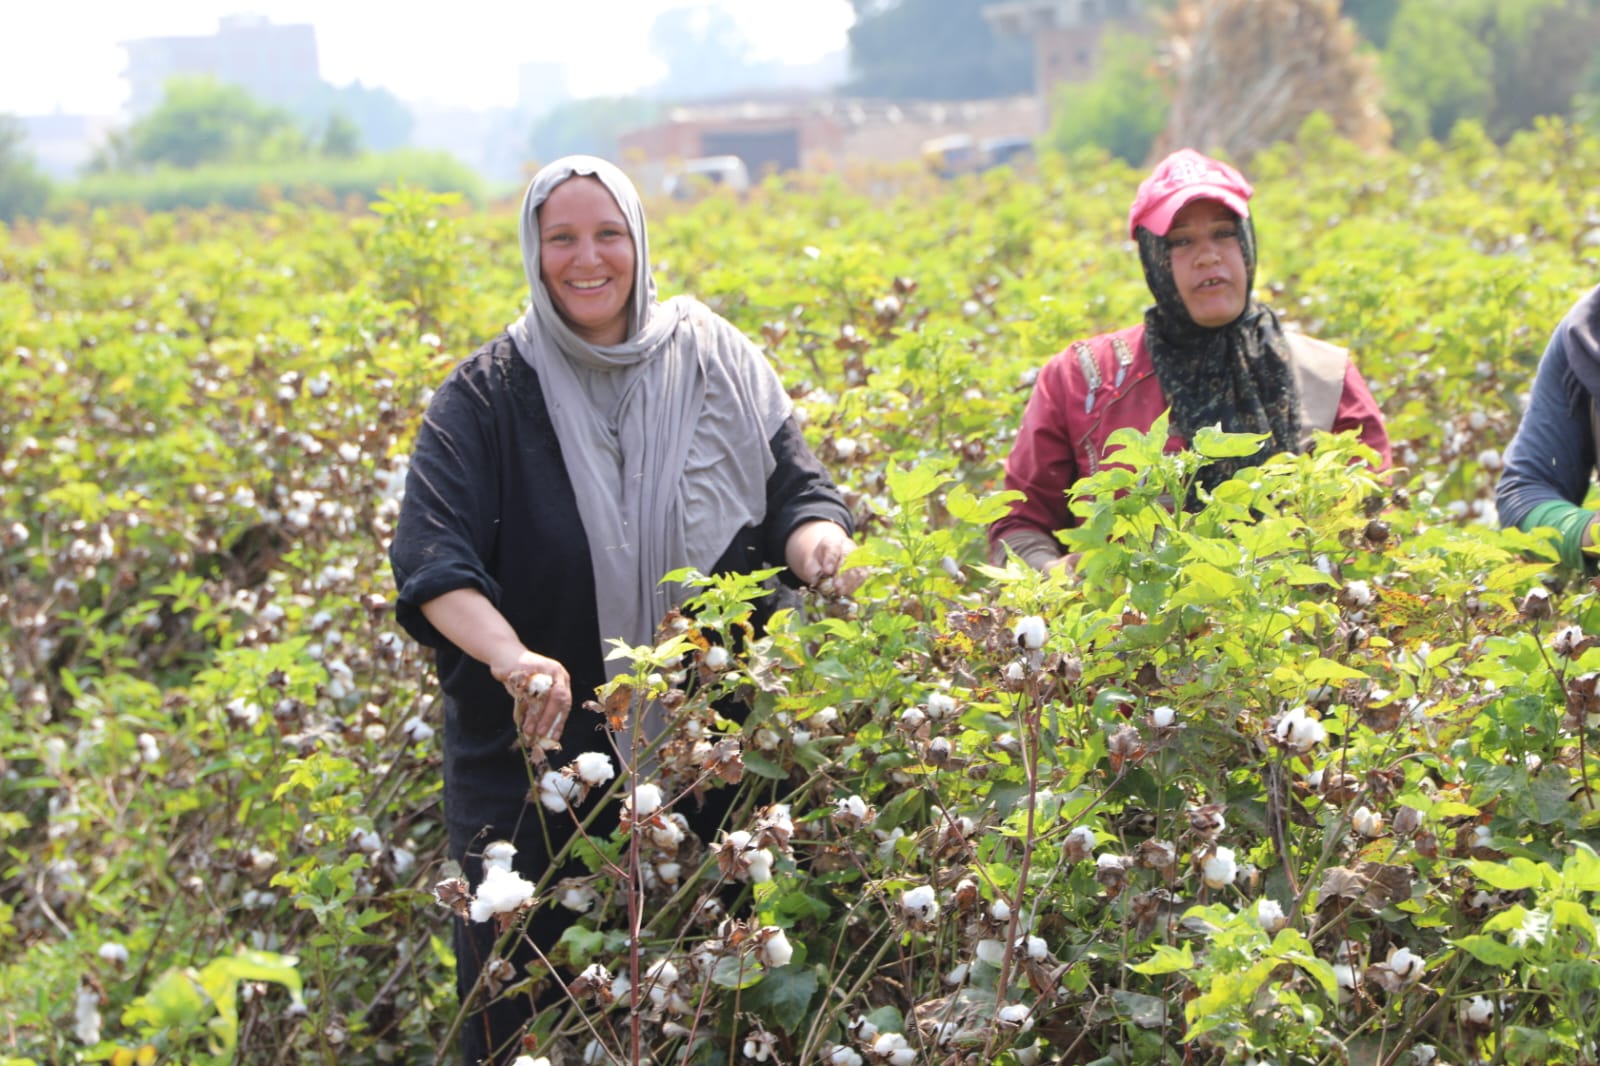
[0,2,857,116]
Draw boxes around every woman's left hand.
[785,519,864,594]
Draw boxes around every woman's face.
[1165,198,1248,328]
[538,176,636,346]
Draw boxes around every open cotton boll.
[1013,615,1048,650]
[468,864,536,922]
[1201,847,1238,889]
[901,884,939,923]
[758,927,793,967]
[631,782,665,818]
[573,751,615,787]
[483,840,517,872]
[539,770,581,812]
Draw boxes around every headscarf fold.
[507,155,792,751]
[1135,212,1302,499]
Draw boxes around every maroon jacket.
[989,323,1391,568]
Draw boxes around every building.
[983,0,1147,104]
[616,93,1044,194]
[120,15,321,115]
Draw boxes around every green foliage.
[845,0,1033,100]
[1046,31,1168,165]
[121,76,300,170]
[1381,0,1600,144]
[291,80,414,154]
[60,149,483,213]
[0,115,52,223]
[6,125,1600,1064]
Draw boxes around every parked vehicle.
[663,155,751,200]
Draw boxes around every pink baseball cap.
[1128,148,1253,238]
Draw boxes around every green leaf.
[553,925,606,969]
[1303,658,1371,683]
[1465,856,1554,892]
[743,964,819,1032]
[1192,425,1269,459]
[710,955,764,989]
[885,462,951,505]
[1452,934,1522,967]
[1128,942,1194,974]
[945,483,1023,525]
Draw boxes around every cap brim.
[1132,187,1251,239]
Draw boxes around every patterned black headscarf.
[1136,209,1301,498]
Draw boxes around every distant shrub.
[57,149,483,214]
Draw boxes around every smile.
[569,279,609,290]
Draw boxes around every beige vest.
[1285,332,1349,448]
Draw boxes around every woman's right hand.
[492,649,573,752]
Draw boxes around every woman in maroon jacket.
[989,148,1390,572]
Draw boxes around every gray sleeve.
[1496,326,1596,529]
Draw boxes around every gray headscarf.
[507,155,791,751]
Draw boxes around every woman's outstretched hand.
[785,519,864,595]
[494,650,573,756]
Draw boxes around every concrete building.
[616,93,1043,193]
[121,15,321,115]
[983,0,1147,105]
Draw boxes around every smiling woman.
[988,147,1393,574]
[388,154,858,1065]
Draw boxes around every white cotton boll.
[391,847,416,877]
[1343,580,1374,608]
[990,897,1012,922]
[98,942,129,965]
[997,1003,1033,1030]
[75,983,101,1044]
[648,817,686,850]
[899,706,927,730]
[1014,1042,1042,1066]
[1005,660,1027,682]
[1352,806,1384,838]
[873,1033,911,1060]
[1151,705,1177,728]
[582,1040,606,1065]
[901,884,939,923]
[812,706,839,731]
[656,860,682,884]
[926,691,957,719]
[1013,615,1047,650]
[1388,947,1424,982]
[510,1057,552,1066]
[574,752,615,787]
[1064,825,1096,859]
[632,782,665,818]
[1257,897,1287,933]
[539,770,581,812]
[1201,847,1238,889]
[402,717,435,743]
[558,882,597,912]
[226,698,261,727]
[350,828,382,853]
[1274,706,1326,752]
[137,732,161,763]
[759,928,793,967]
[338,442,362,464]
[1552,625,1587,657]
[1465,985,1491,1024]
[1411,1045,1438,1065]
[704,645,730,670]
[827,1048,864,1066]
[1022,935,1048,961]
[468,864,536,922]
[483,840,517,872]
[945,963,969,986]
[745,849,775,883]
[975,938,1006,966]
[1332,963,1358,991]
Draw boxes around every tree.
[318,112,363,158]
[1160,0,1389,160]
[649,5,759,99]
[293,80,413,153]
[1340,0,1400,45]
[1048,31,1169,164]
[846,0,1033,99]
[126,76,297,169]
[1381,0,1600,144]
[528,97,664,165]
[0,116,51,222]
